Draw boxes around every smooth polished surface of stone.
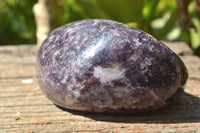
[36,19,188,113]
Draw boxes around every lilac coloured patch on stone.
[36,19,188,113]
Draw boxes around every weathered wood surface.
[0,42,200,133]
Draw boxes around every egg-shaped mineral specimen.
[36,19,188,113]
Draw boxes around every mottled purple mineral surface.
[36,19,188,113]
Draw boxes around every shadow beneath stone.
[56,92,200,124]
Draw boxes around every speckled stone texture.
[36,19,188,113]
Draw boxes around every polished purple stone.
[36,19,188,113]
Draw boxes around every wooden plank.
[0,43,200,133]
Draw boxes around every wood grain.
[0,43,200,133]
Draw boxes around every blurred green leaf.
[61,0,89,24]
[95,0,144,23]
[75,0,144,23]
[74,0,109,19]
[157,10,178,39]
[143,0,159,21]
[0,0,36,45]
[190,29,200,49]
[188,1,200,49]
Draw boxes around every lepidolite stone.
[36,19,188,113]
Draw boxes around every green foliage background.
[0,0,36,45]
[0,0,200,56]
